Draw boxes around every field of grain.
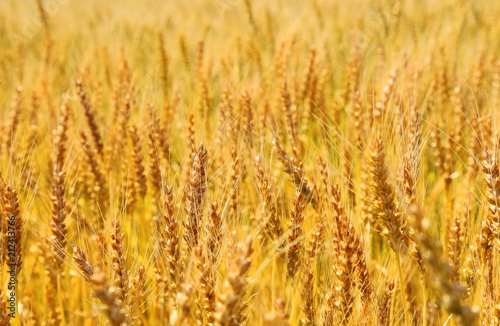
[0,0,498,325]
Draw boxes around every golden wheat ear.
[378,281,395,326]
[481,151,500,303]
[162,185,181,297]
[409,206,479,326]
[110,220,129,305]
[214,236,253,326]
[53,97,70,170]
[183,142,208,249]
[91,268,129,326]
[129,124,147,200]
[255,155,284,249]
[300,262,315,326]
[129,265,146,324]
[76,79,103,156]
[147,104,165,202]
[73,247,94,284]
[3,184,23,274]
[287,191,305,279]
[272,137,317,209]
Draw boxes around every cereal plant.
[0,0,497,325]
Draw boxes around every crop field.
[0,0,498,325]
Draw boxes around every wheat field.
[0,0,498,325]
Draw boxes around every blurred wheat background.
[0,0,498,325]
